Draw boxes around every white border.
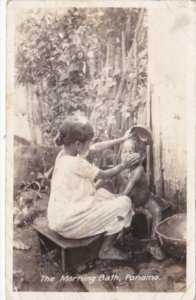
[5,1,196,300]
[0,1,6,300]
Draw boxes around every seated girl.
[47,121,140,261]
[118,136,162,239]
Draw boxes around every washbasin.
[155,214,186,259]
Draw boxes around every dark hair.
[55,121,94,146]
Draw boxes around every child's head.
[121,136,146,163]
[121,138,138,162]
[55,121,94,157]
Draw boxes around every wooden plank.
[33,217,103,249]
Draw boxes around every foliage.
[15,8,147,145]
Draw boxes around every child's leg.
[144,198,162,239]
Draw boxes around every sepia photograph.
[5,1,195,299]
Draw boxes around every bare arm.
[90,137,125,154]
[95,153,140,180]
[96,163,126,180]
[122,165,144,195]
[89,129,133,154]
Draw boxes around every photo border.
[5,1,196,299]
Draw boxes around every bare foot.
[98,247,128,260]
[147,240,165,260]
[117,231,123,242]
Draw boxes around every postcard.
[5,1,196,300]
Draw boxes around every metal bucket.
[155,214,186,259]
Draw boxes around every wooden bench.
[33,216,104,272]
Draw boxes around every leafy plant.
[15,8,147,145]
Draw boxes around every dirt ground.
[13,225,186,292]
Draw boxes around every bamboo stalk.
[26,84,36,145]
[106,38,110,79]
[125,14,132,54]
[134,9,146,42]
[122,31,126,73]
[114,9,145,105]
[131,39,138,101]
[98,52,102,77]
[39,81,45,146]
[138,28,147,50]
[110,37,115,73]
[116,111,121,130]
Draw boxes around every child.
[47,121,140,261]
[118,137,162,239]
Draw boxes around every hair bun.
[54,121,94,147]
[55,132,63,146]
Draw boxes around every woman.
[47,120,140,260]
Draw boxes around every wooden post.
[146,87,151,186]
[153,95,163,197]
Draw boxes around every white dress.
[47,150,134,238]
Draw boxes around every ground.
[13,225,186,292]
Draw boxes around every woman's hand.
[122,129,133,141]
[96,153,140,180]
[121,153,140,169]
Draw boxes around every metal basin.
[155,214,186,259]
